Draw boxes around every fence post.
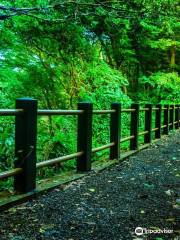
[77,102,93,172]
[169,104,174,130]
[163,104,169,135]
[155,104,162,139]
[110,103,121,160]
[175,104,179,129]
[14,98,37,193]
[130,103,139,150]
[144,104,152,143]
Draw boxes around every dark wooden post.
[110,103,121,160]
[155,104,162,139]
[163,105,169,135]
[14,98,37,193]
[144,104,152,143]
[175,104,179,129]
[169,105,174,130]
[77,102,93,172]
[130,103,139,150]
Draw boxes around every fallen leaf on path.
[143,183,154,189]
[89,188,95,192]
[173,204,180,210]
[8,208,17,214]
[166,217,176,222]
[165,190,172,196]
[83,193,91,196]
[39,224,55,234]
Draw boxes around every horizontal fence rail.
[37,110,84,116]
[0,168,23,180]
[0,98,179,197]
[120,135,135,143]
[36,152,84,169]
[0,109,24,116]
[140,108,149,111]
[93,110,116,114]
[121,108,136,112]
[138,131,149,136]
[92,142,115,153]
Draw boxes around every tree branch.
[0,1,177,22]
[0,1,137,22]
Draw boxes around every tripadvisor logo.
[135,227,173,236]
[135,227,144,236]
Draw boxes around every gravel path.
[0,130,179,240]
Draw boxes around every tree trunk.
[170,46,175,70]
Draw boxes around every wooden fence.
[0,98,179,195]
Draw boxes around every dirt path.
[0,130,179,240]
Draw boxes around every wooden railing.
[0,98,179,195]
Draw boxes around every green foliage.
[139,72,180,102]
[0,0,179,190]
[79,61,130,106]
